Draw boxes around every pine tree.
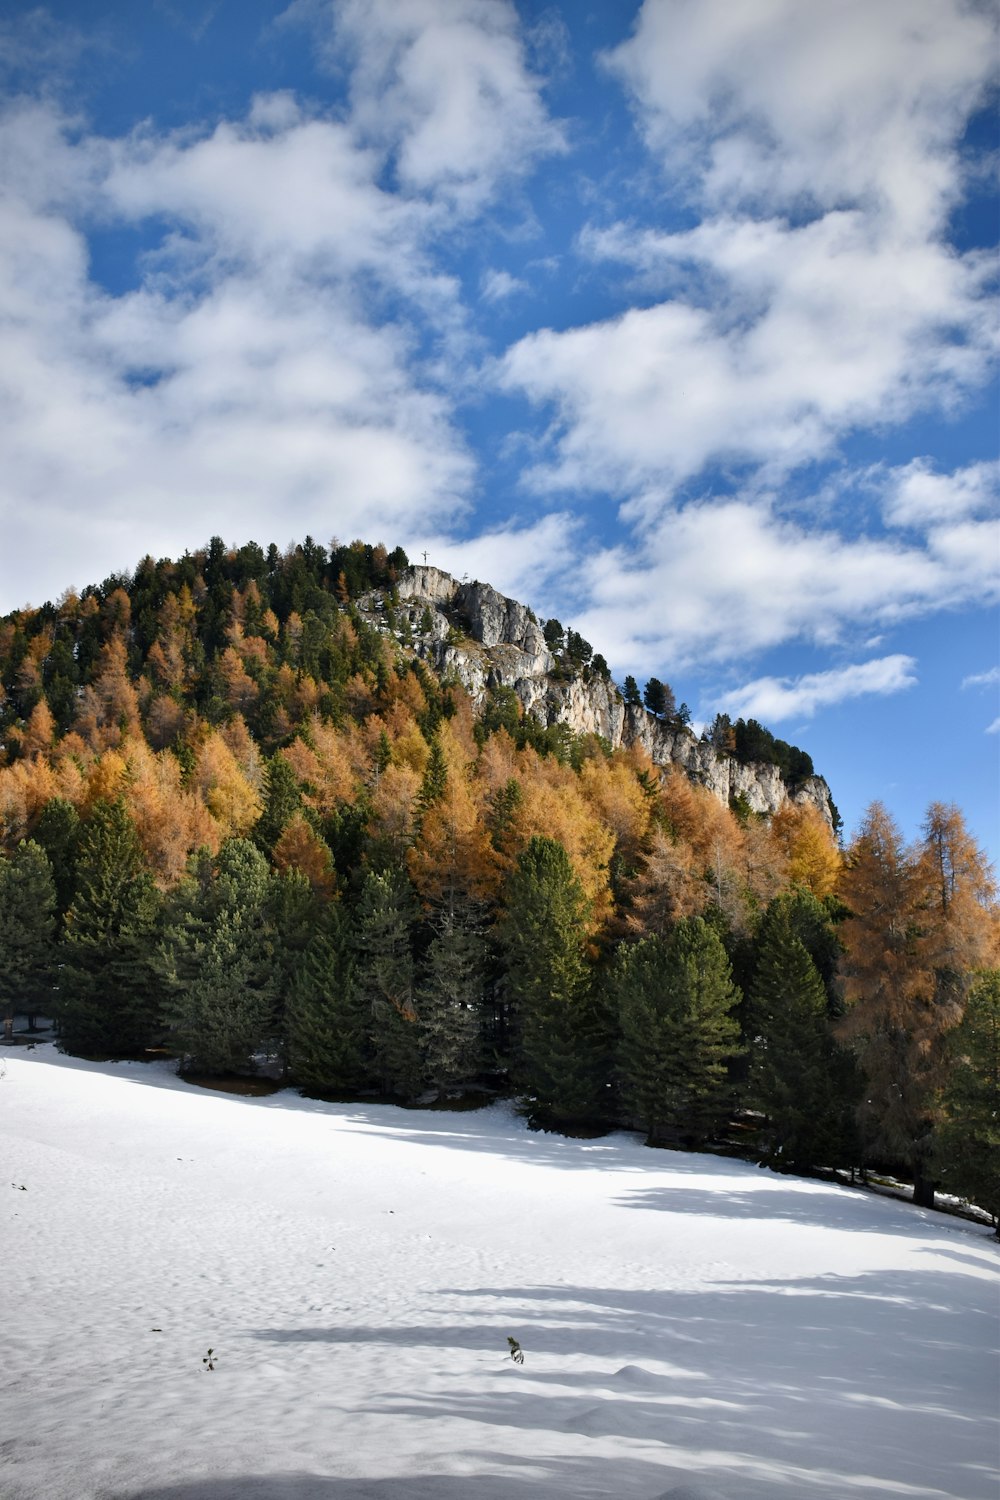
[0,841,57,1035]
[418,906,484,1097]
[934,970,1000,1231]
[416,737,448,819]
[165,838,278,1075]
[254,753,303,855]
[768,885,842,1002]
[501,836,606,1127]
[353,862,423,1098]
[60,800,160,1057]
[643,677,674,718]
[748,900,844,1171]
[613,934,674,1140]
[32,797,81,917]
[616,917,741,1145]
[286,902,368,1095]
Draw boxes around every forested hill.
[0,533,830,823]
[0,535,997,1223]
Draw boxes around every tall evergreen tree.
[418,907,484,1097]
[60,800,160,1057]
[254,754,303,855]
[416,737,448,818]
[616,917,741,1145]
[771,885,843,1004]
[353,862,422,1098]
[748,901,845,1171]
[0,841,57,1035]
[502,836,606,1127]
[613,934,674,1141]
[165,838,278,1075]
[643,677,674,718]
[286,902,368,1096]
[934,970,1000,1233]
[32,796,81,918]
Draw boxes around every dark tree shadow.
[105,1455,714,1500]
[242,1267,999,1500]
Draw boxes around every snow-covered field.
[2,1048,997,1500]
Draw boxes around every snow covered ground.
[2,1047,997,1500]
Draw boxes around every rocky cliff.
[360,566,834,826]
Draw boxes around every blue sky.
[0,0,997,863]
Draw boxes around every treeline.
[706,712,817,793]
[0,537,996,1224]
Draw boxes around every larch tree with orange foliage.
[770,802,841,899]
[917,801,998,990]
[272,814,337,900]
[836,801,989,1206]
[193,731,263,841]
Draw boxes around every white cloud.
[480,268,527,303]
[303,0,566,213]
[564,497,999,674]
[0,0,574,609]
[506,202,993,506]
[963,666,1000,690]
[986,718,1000,736]
[718,655,918,723]
[493,1,999,673]
[881,458,1000,530]
[0,96,474,609]
[103,100,441,298]
[605,0,995,231]
[414,511,579,610]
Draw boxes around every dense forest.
[0,536,997,1225]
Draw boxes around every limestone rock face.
[362,567,835,827]
[460,578,549,656]
[395,566,458,608]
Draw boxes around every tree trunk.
[912,1170,936,1210]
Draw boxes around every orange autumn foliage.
[121,737,220,885]
[281,718,357,814]
[273,814,337,899]
[408,768,501,908]
[192,730,263,839]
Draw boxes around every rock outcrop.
[363,567,834,827]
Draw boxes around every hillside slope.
[2,1047,997,1500]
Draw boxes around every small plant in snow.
[506,1336,524,1365]
[202,1347,217,1371]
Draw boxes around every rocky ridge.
[361,565,834,826]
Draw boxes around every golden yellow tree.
[18,699,56,758]
[770,802,840,897]
[193,730,263,840]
